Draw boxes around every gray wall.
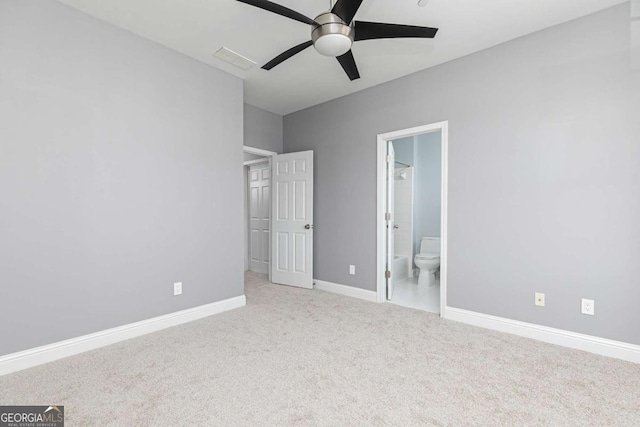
[284,4,640,345]
[244,104,283,153]
[0,1,244,355]
[414,131,442,259]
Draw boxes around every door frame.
[375,121,449,316]
[244,145,278,159]
[243,146,277,281]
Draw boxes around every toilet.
[414,237,441,286]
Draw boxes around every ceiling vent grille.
[213,47,256,71]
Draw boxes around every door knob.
[393,225,399,229]
[305,224,314,230]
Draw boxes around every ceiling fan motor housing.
[311,12,354,57]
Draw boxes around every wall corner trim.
[443,306,640,364]
[314,280,378,302]
[0,295,247,376]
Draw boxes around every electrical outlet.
[174,282,182,296]
[349,265,356,275]
[581,298,594,315]
[535,292,545,307]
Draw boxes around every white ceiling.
[57,0,625,115]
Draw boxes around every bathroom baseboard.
[444,306,640,364]
[0,295,246,376]
[314,280,378,302]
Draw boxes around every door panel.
[294,232,306,273]
[271,151,314,289]
[277,160,289,175]
[250,230,260,262]
[261,187,270,218]
[250,188,259,219]
[248,163,270,274]
[294,181,306,220]
[277,182,289,220]
[277,232,288,271]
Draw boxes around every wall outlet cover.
[349,265,355,275]
[581,298,595,315]
[174,282,183,296]
[535,292,545,307]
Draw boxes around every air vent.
[213,47,256,71]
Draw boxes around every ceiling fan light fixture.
[313,33,353,56]
[312,12,354,57]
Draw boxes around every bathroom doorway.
[376,122,448,315]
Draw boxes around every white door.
[387,142,395,300]
[271,151,314,289]
[248,162,270,274]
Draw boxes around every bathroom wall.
[413,131,442,260]
[393,136,415,166]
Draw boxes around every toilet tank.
[420,237,441,254]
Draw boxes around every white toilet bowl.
[414,254,440,286]
[414,237,441,286]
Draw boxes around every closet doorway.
[243,146,315,289]
[244,146,276,278]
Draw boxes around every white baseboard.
[314,280,378,302]
[444,306,640,364]
[0,295,246,376]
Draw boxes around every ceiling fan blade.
[331,0,364,24]
[336,50,360,81]
[262,41,313,70]
[237,0,316,26]
[354,21,439,41]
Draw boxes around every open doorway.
[243,146,276,280]
[376,122,448,315]
[243,146,315,290]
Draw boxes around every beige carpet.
[1,272,639,426]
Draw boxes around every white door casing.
[376,121,448,313]
[387,142,395,300]
[271,151,314,289]
[248,163,270,274]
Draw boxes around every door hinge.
[385,270,391,279]
[385,155,391,163]
[385,212,391,221]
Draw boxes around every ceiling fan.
[237,0,438,81]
